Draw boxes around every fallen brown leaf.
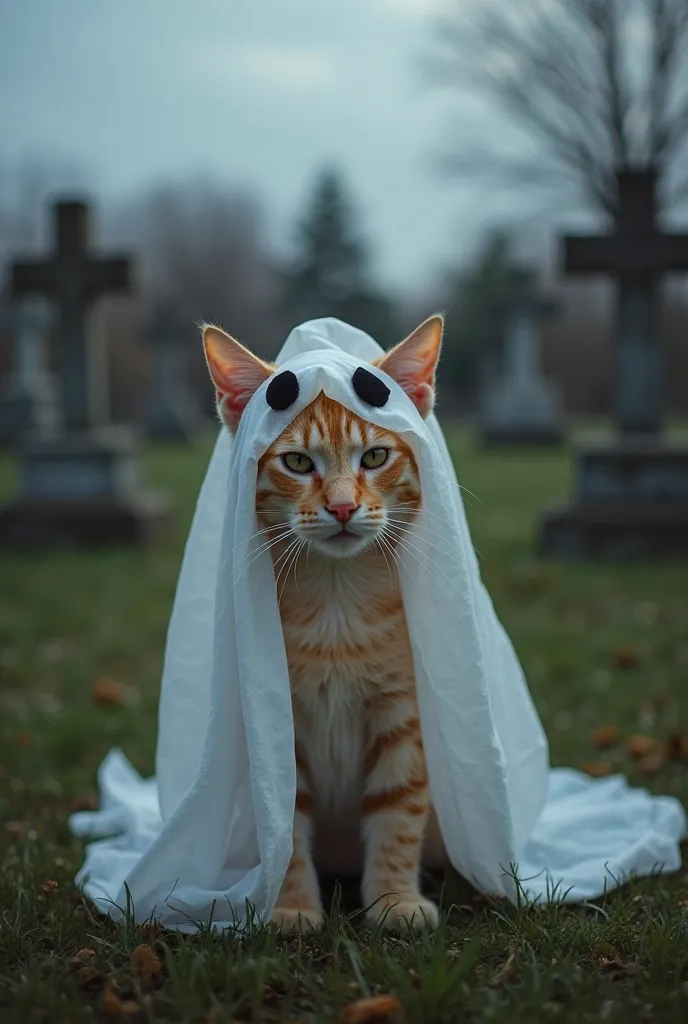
[590,725,619,749]
[580,760,614,778]
[4,820,27,837]
[611,646,639,670]
[76,965,105,988]
[665,733,688,761]
[599,956,638,979]
[14,730,31,748]
[120,1002,141,1018]
[594,942,638,979]
[637,752,665,775]
[74,947,96,964]
[337,994,403,1024]
[91,678,125,708]
[626,735,656,758]
[595,942,619,960]
[131,943,162,986]
[103,985,124,1017]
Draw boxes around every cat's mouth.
[328,527,358,542]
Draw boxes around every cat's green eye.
[361,447,388,470]
[282,452,314,474]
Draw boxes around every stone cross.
[10,200,131,432]
[144,303,200,442]
[564,169,688,435]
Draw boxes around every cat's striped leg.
[361,692,438,930]
[271,745,323,932]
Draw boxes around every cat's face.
[256,393,420,559]
[201,316,443,560]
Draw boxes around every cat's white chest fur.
[298,679,365,807]
[284,554,398,808]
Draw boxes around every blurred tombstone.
[0,198,171,548]
[540,170,688,559]
[0,297,59,445]
[479,266,563,445]
[143,302,202,442]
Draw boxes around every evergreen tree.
[282,168,398,347]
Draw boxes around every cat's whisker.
[270,540,301,604]
[383,526,462,600]
[385,534,453,602]
[214,529,295,621]
[373,536,395,596]
[383,519,464,563]
[458,485,483,506]
[273,536,305,614]
[386,502,455,524]
[226,527,294,578]
[222,532,295,611]
[218,522,291,570]
[279,537,307,605]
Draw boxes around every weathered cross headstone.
[0,298,59,445]
[0,198,171,548]
[564,170,688,435]
[144,303,202,442]
[540,170,688,559]
[479,266,563,446]
[11,201,130,431]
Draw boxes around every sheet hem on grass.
[69,318,687,930]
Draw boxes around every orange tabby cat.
[203,317,446,931]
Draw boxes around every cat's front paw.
[271,904,324,933]
[366,894,439,931]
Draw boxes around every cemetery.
[1,1,688,1022]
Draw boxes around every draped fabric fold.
[70,319,686,929]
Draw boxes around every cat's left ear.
[375,314,443,418]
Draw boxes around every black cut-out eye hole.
[282,452,314,474]
[361,448,388,470]
[266,370,299,410]
[352,367,390,407]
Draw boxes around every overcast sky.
[0,0,513,294]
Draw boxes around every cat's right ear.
[202,325,275,430]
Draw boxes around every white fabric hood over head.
[71,318,687,930]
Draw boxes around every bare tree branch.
[429,0,688,217]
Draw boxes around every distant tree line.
[1,159,687,422]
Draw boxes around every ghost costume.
[70,319,687,931]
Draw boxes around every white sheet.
[70,318,687,928]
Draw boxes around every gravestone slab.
[0,299,59,445]
[539,170,688,560]
[0,199,171,549]
[479,266,563,446]
[0,427,170,548]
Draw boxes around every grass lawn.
[1,428,687,1023]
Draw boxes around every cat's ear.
[202,324,275,430]
[376,314,443,418]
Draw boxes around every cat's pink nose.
[326,502,359,524]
